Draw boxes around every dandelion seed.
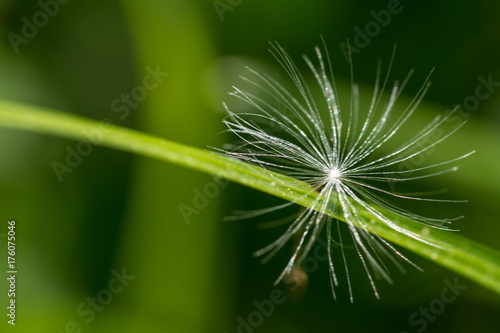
[220,40,474,301]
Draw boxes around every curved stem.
[1,98,499,295]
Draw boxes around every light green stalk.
[0,98,499,295]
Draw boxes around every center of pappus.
[328,167,342,182]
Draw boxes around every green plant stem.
[1,99,499,295]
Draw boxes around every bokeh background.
[0,0,499,332]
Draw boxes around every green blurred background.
[0,0,499,332]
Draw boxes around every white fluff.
[221,41,474,301]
